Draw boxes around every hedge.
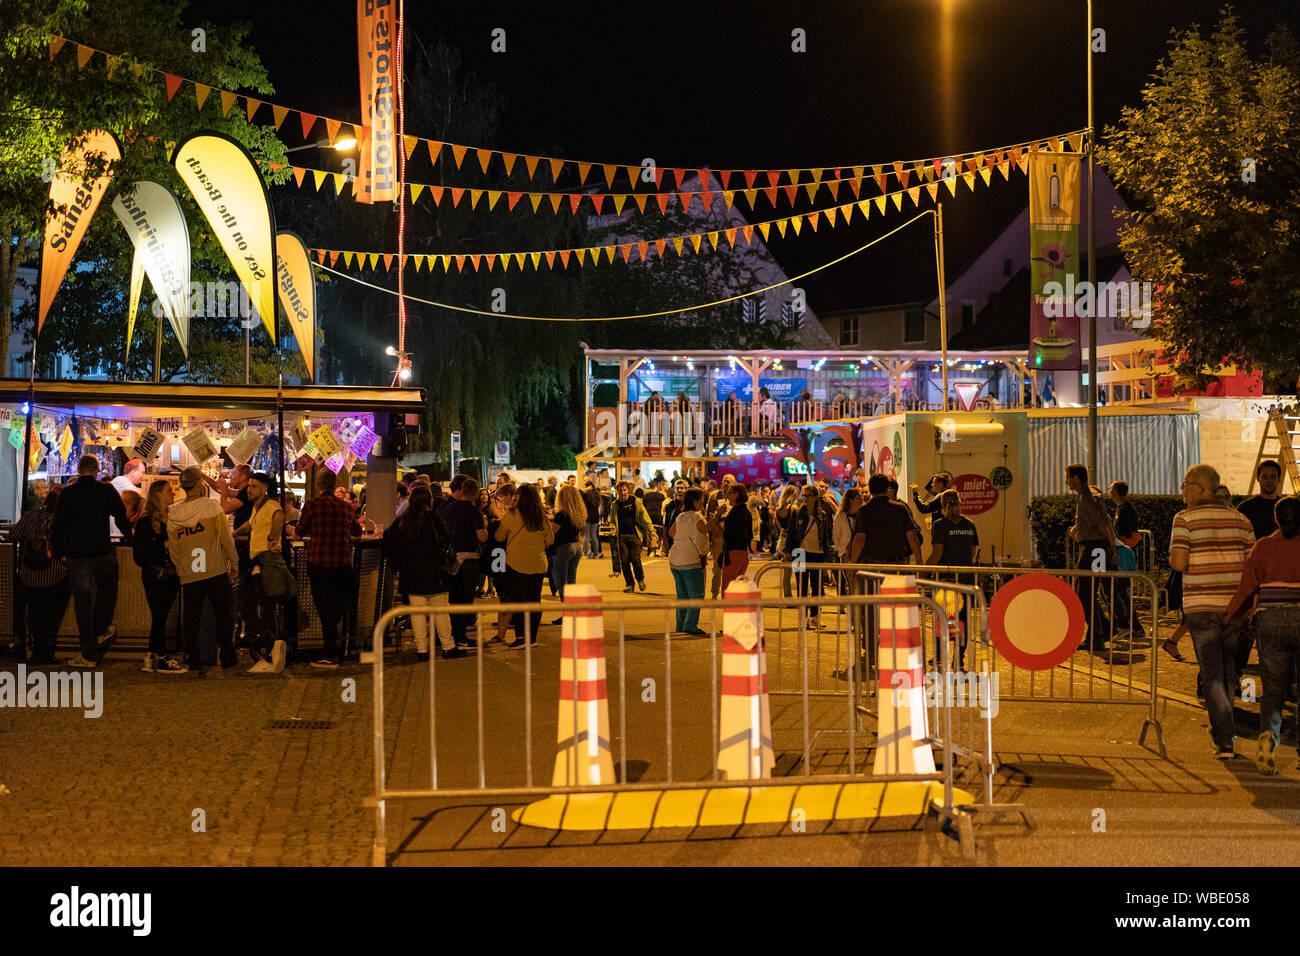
[1027,494,1243,571]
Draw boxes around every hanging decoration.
[274,231,318,380]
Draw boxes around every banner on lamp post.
[1029,152,1082,371]
[39,130,122,334]
[171,132,277,344]
[274,231,317,380]
[356,0,397,204]
[112,179,192,358]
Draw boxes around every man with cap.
[234,472,286,673]
[167,466,240,675]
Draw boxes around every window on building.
[781,301,799,329]
[839,315,859,346]
[903,309,926,343]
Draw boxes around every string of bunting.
[274,130,1081,213]
[306,158,1012,275]
[310,210,937,322]
[47,34,1087,194]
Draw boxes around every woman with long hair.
[773,483,799,596]
[121,489,144,529]
[494,482,554,646]
[711,483,754,592]
[384,485,461,660]
[785,482,836,621]
[668,488,710,635]
[133,480,185,673]
[549,484,587,619]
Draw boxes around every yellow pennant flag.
[368,253,379,270]
[758,222,771,241]
[612,194,627,215]
[907,186,921,206]
[333,172,346,195]
[220,90,237,116]
[404,136,419,160]
[998,160,1011,180]
[803,182,818,202]
[487,190,502,210]
[962,171,977,192]
[690,234,703,253]
[514,252,526,270]
[873,196,887,214]
[672,237,685,255]
[195,83,212,109]
[890,192,903,211]
[790,217,802,236]
[926,182,939,201]
[775,219,788,238]
[469,189,484,210]
[530,252,541,270]
[313,169,328,191]
[410,183,424,203]
[529,193,543,213]
[343,251,354,268]
[979,167,992,185]
[857,200,870,219]
[943,176,958,197]
[604,246,615,264]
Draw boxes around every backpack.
[21,533,53,572]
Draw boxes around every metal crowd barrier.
[367,590,1019,866]
[752,559,1165,757]
[1065,529,1155,576]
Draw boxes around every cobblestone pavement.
[1,553,1296,866]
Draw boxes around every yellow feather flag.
[487,190,502,210]
[195,83,212,109]
[672,237,685,255]
[312,170,328,191]
[790,216,802,236]
[758,222,771,241]
[890,192,903,211]
[873,196,887,214]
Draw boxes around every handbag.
[254,550,294,599]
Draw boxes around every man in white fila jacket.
[167,467,240,676]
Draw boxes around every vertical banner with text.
[274,231,317,380]
[39,130,122,335]
[356,0,397,204]
[1029,152,1082,370]
[112,179,192,358]
[171,132,277,344]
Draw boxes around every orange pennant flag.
[194,83,211,109]
[637,241,649,261]
[426,140,442,164]
[742,225,754,245]
[271,104,289,130]
[602,164,617,189]
[679,192,693,213]
[925,181,939,201]
[77,44,95,69]
[450,187,465,208]
[632,193,648,213]
[907,186,921,206]
[382,253,393,271]
[998,160,1011,180]
[620,243,633,262]
[558,250,570,269]
[654,239,667,258]
[524,155,540,179]
[842,202,854,225]
[806,212,819,232]
[507,191,523,211]
[825,180,841,201]
[803,182,818,203]
[496,152,515,176]
[217,90,235,116]
[577,162,591,184]
[549,157,564,181]
[246,98,264,122]
[49,37,67,60]
[824,207,837,228]
[451,143,468,168]
[469,255,481,272]
[329,251,340,267]
[626,165,640,187]
[292,166,307,187]
[654,193,670,214]
[485,254,496,272]
[428,185,444,206]
[724,227,737,247]
[476,148,492,173]
[548,193,563,214]
[324,118,340,144]
[528,193,543,213]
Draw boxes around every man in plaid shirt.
[293,467,362,667]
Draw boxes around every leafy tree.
[1,0,290,381]
[1099,10,1300,391]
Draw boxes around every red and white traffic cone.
[552,584,614,788]
[716,578,773,780]
[875,574,935,775]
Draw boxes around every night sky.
[202,0,1300,314]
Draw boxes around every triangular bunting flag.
[429,185,444,206]
[637,241,649,261]
[723,191,735,211]
[776,219,788,238]
[323,118,340,144]
[890,192,903,210]
[612,194,627,214]
[602,164,617,189]
[962,171,976,192]
[758,223,771,241]
[742,225,754,245]
[477,148,492,173]
[528,192,543,213]
[507,191,522,211]
[524,154,540,179]
[590,193,605,215]
[654,238,667,258]
[790,217,802,236]
[824,208,836,227]
[633,193,648,213]
[450,187,465,208]
[329,251,339,267]
[1067,132,1083,153]
[907,185,921,206]
[619,243,632,262]
[77,44,94,69]
[744,170,758,189]
[484,254,496,271]
[558,250,570,269]
[451,144,468,168]
[531,252,541,270]
[926,181,939,201]
[998,160,1011,180]
[725,227,737,247]
[672,237,685,255]
[548,193,563,214]
[367,253,379,270]
[706,231,719,250]
[873,166,886,193]
[944,175,959,197]
[549,157,564,181]
[272,104,289,129]
[468,189,484,210]
[410,183,424,203]
[454,255,466,272]
[194,83,211,109]
[857,200,870,219]
[49,37,67,60]
[501,152,518,176]
[874,195,887,213]
[312,170,327,191]
[164,74,183,101]
[979,167,992,185]
[343,251,354,268]
[604,246,615,264]
[567,193,583,214]
[469,255,481,272]
[804,182,819,202]
[577,162,591,184]
[486,190,502,211]
[333,172,346,195]
[842,202,854,225]
[404,135,418,159]
[220,90,237,116]
[655,193,670,214]
[246,98,261,121]
[679,192,693,213]
[382,253,393,271]
[426,140,442,164]
[300,112,317,139]
[806,212,818,232]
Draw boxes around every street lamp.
[386,345,412,386]
[1085,0,1098,482]
[285,136,358,154]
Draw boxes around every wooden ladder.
[1249,408,1300,494]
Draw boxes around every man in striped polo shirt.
[1169,464,1255,759]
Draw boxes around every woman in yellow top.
[493,483,555,647]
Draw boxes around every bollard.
[716,579,773,780]
[552,584,614,787]
[875,574,935,775]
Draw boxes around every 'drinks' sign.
[356,0,397,203]
[171,133,278,344]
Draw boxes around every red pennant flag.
[506,191,522,211]
[783,184,798,205]
[329,251,339,267]
[654,193,670,214]
[428,185,444,206]
[762,186,778,206]
[765,170,780,188]
[673,168,687,189]
[719,170,732,190]
[545,250,556,269]
[300,112,318,139]
[696,168,709,189]
[699,191,713,209]
[469,255,481,272]
[743,170,758,190]
[590,193,605,215]
[653,166,666,189]
[568,193,583,214]
[848,177,861,198]
[450,187,465,208]
[164,74,183,101]
[679,192,693,213]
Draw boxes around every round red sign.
[953,473,999,515]
[989,573,1085,670]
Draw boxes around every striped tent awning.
[1028,412,1199,497]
